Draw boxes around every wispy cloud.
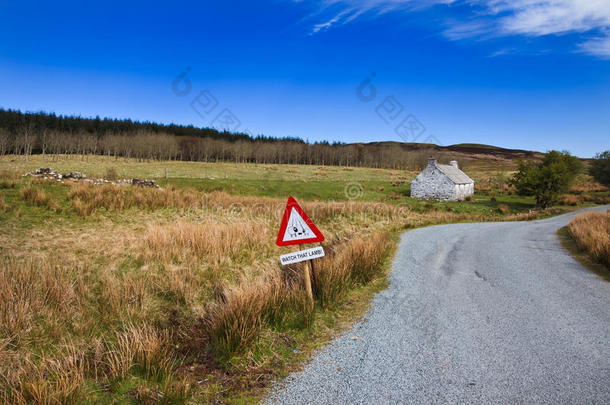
[298,0,610,58]
[579,33,610,59]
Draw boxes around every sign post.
[276,197,325,310]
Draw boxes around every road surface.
[265,206,610,404]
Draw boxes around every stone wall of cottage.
[410,166,457,201]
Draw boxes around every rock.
[62,171,85,179]
[130,178,157,188]
[24,168,161,189]
[36,168,54,175]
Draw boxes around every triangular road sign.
[276,197,324,246]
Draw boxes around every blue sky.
[0,1,608,157]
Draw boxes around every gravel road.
[265,206,610,404]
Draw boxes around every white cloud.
[579,33,610,59]
[300,0,610,58]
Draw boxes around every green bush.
[589,150,610,187]
[511,150,582,208]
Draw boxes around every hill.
[0,108,542,170]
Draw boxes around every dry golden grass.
[68,183,203,216]
[0,256,185,403]
[20,184,48,206]
[0,257,83,344]
[203,232,391,360]
[316,232,392,306]
[0,347,86,405]
[569,176,608,194]
[144,221,270,265]
[568,211,610,266]
[3,171,599,403]
[105,324,179,380]
[497,204,510,214]
[19,184,61,212]
[559,194,582,206]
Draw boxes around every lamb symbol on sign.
[290,216,310,238]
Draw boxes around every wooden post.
[300,245,314,310]
[309,258,318,297]
[164,167,167,179]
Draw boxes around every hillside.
[0,109,542,171]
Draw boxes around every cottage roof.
[436,164,474,184]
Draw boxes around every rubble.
[129,178,157,187]
[24,168,160,188]
[62,171,86,180]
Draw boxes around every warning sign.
[280,246,325,265]
[276,197,324,246]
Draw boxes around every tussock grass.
[2,156,607,403]
[204,232,392,361]
[559,194,582,206]
[0,257,81,344]
[1,347,86,405]
[317,232,392,306]
[20,184,61,212]
[0,169,18,189]
[68,183,202,215]
[144,221,270,265]
[105,324,179,380]
[0,256,186,403]
[568,211,610,266]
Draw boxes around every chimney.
[449,160,458,169]
[428,157,436,167]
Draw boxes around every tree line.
[0,108,436,169]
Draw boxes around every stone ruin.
[24,168,160,188]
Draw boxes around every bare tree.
[14,124,34,160]
[0,129,11,158]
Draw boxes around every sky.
[0,0,609,157]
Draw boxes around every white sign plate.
[280,246,325,265]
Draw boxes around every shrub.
[511,150,582,208]
[589,150,610,187]
[105,167,119,181]
[568,211,610,266]
[497,204,509,214]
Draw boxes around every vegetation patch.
[567,211,610,267]
[0,154,608,404]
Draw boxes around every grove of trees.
[0,109,437,169]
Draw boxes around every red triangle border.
[276,197,325,246]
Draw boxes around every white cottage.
[410,158,474,201]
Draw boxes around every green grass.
[1,154,414,182]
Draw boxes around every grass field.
[0,154,608,404]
